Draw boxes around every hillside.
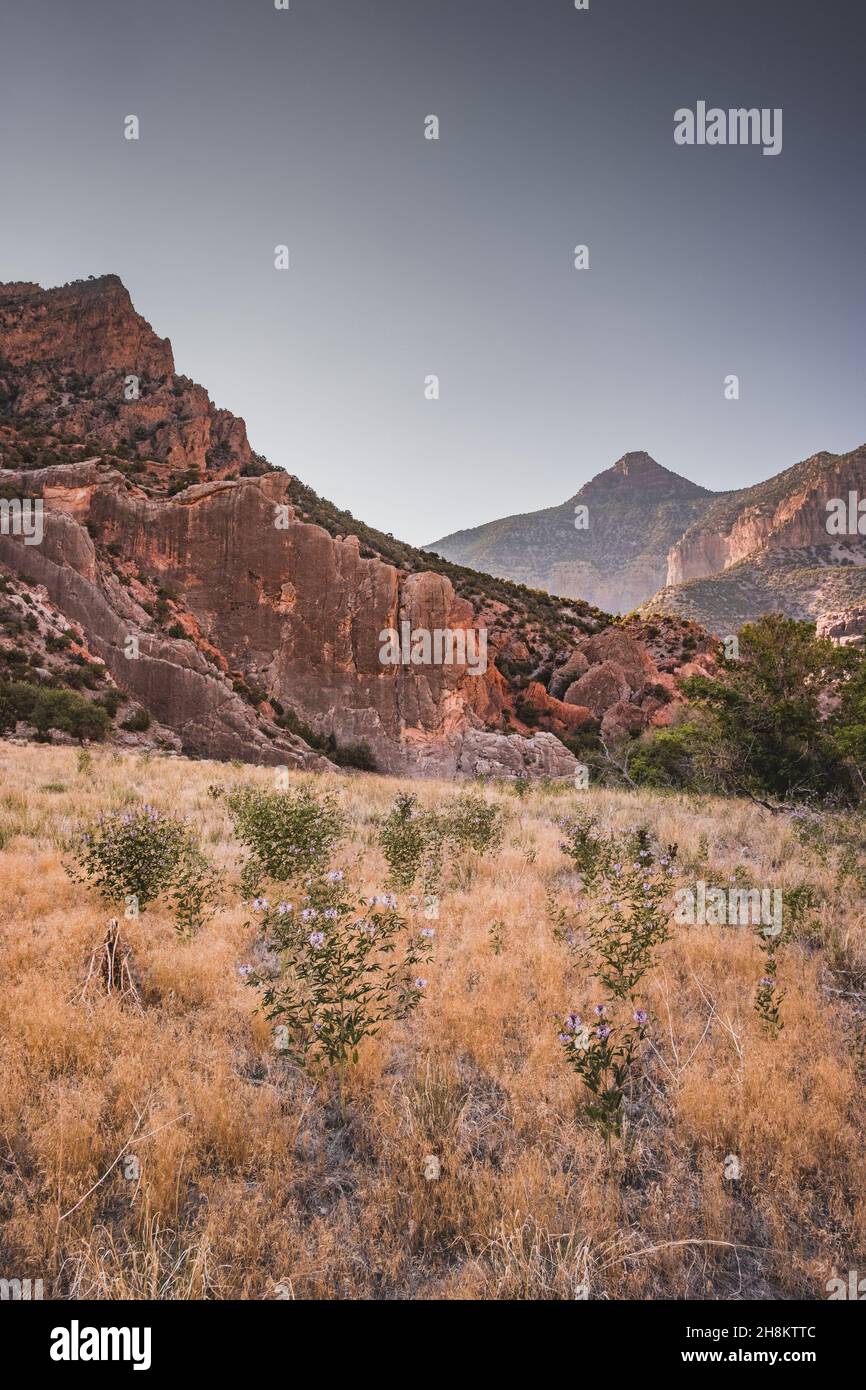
[427,452,718,613]
[643,546,866,638]
[649,445,866,635]
[0,276,716,776]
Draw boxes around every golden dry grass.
[1,743,864,1300]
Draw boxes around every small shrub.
[378,793,444,892]
[68,805,189,910]
[250,872,434,1071]
[559,1005,650,1138]
[227,783,345,895]
[556,818,676,1138]
[169,846,222,939]
[121,706,151,733]
[442,791,505,855]
[331,739,377,771]
[0,681,111,742]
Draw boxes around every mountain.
[644,444,866,638]
[427,452,718,613]
[0,277,714,775]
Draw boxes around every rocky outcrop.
[0,460,586,776]
[666,446,866,585]
[817,608,866,648]
[549,649,589,699]
[0,276,258,483]
[456,729,579,779]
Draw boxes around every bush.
[121,706,151,733]
[227,783,346,894]
[0,681,111,742]
[680,615,855,801]
[168,846,222,939]
[555,818,677,1137]
[377,789,505,894]
[98,689,123,718]
[378,793,444,891]
[68,805,189,909]
[628,722,703,789]
[442,791,504,855]
[250,871,434,1070]
[330,739,377,771]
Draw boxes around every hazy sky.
[1,0,863,544]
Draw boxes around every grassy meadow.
[1,743,864,1300]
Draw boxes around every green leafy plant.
[226,783,346,895]
[169,845,222,939]
[378,793,445,892]
[249,872,434,1071]
[556,818,676,1138]
[559,1006,650,1137]
[442,791,505,855]
[68,805,188,909]
[0,681,111,742]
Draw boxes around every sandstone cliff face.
[666,446,866,585]
[0,277,174,380]
[1,275,705,777]
[650,445,866,635]
[0,460,587,775]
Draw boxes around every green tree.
[680,614,855,801]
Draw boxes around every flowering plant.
[556,819,676,1137]
[248,871,434,1070]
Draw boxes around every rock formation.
[646,445,866,635]
[0,275,724,775]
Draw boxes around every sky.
[0,0,863,545]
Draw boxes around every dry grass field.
[1,743,865,1300]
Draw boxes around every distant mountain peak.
[429,451,719,612]
[612,450,664,475]
[571,451,713,504]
